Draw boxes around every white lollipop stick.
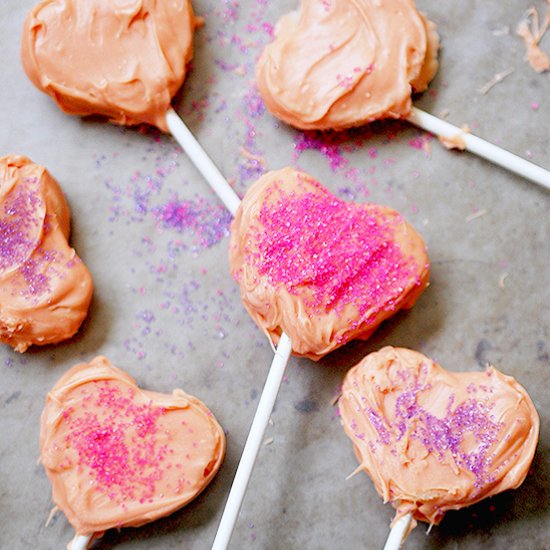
[166,108,295,548]
[212,333,293,550]
[165,108,241,215]
[407,107,550,190]
[383,513,413,550]
[68,533,92,550]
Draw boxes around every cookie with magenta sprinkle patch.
[229,167,430,360]
[40,356,226,540]
[339,347,539,530]
[0,155,93,352]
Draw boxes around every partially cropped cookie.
[0,155,93,351]
[40,356,226,539]
[229,168,429,360]
[256,0,439,130]
[21,0,198,131]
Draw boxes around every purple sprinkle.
[154,197,231,248]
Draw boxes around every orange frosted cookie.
[229,168,429,360]
[339,347,539,528]
[21,0,198,131]
[256,0,439,130]
[40,356,226,539]
[0,155,92,352]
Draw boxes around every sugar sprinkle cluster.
[0,179,42,274]
[0,177,56,298]
[62,381,180,505]
[250,180,418,322]
[357,365,504,489]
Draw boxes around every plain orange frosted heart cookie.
[256,0,439,130]
[229,168,429,360]
[0,155,93,352]
[40,356,226,538]
[339,347,539,528]
[21,0,198,131]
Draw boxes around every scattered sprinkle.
[154,197,232,248]
[408,133,432,155]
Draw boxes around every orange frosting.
[256,0,439,131]
[229,168,429,360]
[21,0,198,131]
[516,3,550,73]
[339,347,539,527]
[0,155,92,352]
[40,356,226,536]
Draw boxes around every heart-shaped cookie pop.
[40,356,226,540]
[339,347,539,529]
[0,155,93,352]
[21,0,198,131]
[256,0,439,130]
[229,168,429,360]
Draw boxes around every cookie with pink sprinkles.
[229,167,430,360]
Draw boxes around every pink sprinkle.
[64,383,169,504]
[408,134,433,154]
[261,22,274,37]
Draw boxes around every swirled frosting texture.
[40,356,226,535]
[229,168,429,360]
[0,155,92,352]
[339,347,539,526]
[21,0,197,131]
[256,0,439,130]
